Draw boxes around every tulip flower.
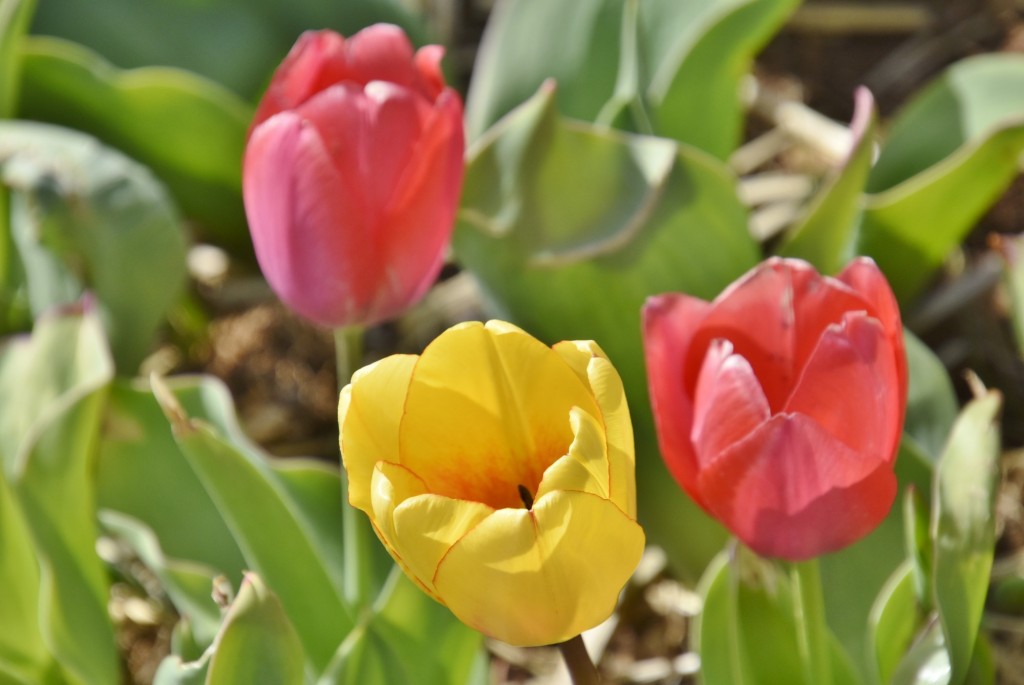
[643,258,907,560]
[243,25,465,328]
[338,320,644,646]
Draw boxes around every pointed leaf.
[205,574,305,685]
[0,308,117,685]
[932,392,1001,684]
[151,374,353,674]
[868,561,920,685]
[859,55,1024,302]
[779,88,876,274]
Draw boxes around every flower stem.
[557,635,600,685]
[334,326,375,608]
[790,558,832,685]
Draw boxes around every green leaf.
[96,379,248,585]
[17,37,251,252]
[859,55,1024,302]
[0,307,117,685]
[932,391,1001,685]
[994,233,1024,357]
[903,332,958,463]
[29,0,425,100]
[153,653,210,685]
[778,88,875,274]
[694,550,859,685]
[0,120,188,371]
[454,83,759,579]
[0,0,35,118]
[646,0,800,157]
[151,374,353,675]
[205,573,306,685]
[0,470,50,684]
[465,0,798,157]
[904,487,934,611]
[868,561,919,685]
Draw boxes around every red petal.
[785,313,902,464]
[698,413,895,559]
[413,44,447,99]
[344,24,419,91]
[690,340,770,470]
[642,294,712,505]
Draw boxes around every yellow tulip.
[339,320,644,647]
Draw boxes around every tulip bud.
[339,320,644,646]
[243,25,465,327]
[643,257,908,560]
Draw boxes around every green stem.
[334,326,375,608]
[557,634,600,685]
[790,558,832,685]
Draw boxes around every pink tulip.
[643,258,908,560]
[243,25,464,327]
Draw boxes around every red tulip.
[643,258,907,560]
[243,25,464,327]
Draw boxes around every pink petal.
[251,30,349,132]
[785,313,902,464]
[690,340,770,470]
[243,112,371,326]
[413,44,447,99]
[642,294,712,505]
[697,413,895,559]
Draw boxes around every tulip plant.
[0,0,1021,684]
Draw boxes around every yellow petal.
[367,461,439,599]
[553,341,636,516]
[340,354,417,512]
[535,407,609,500]
[392,494,494,594]
[399,321,599,510]
[433,490,645,647]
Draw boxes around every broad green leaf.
[868,561,919,685]
[466,0,798,157]
[99,511,223,646]
[0,308,117,685]
[0,0,35,117]
[646,0,799,157]
[779,88,875,274]
[29,0,425,100]
[454,84,758,579]
[859,55,1024,302]
[319,625,408,685]
[151,375,353,675]
[903,332,958,463]
[96,379,247,584]
[17,37,251,251]
[205,573,306,685]
[0,120,188,371]
[932,392,1001,685]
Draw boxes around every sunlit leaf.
[932,392,1001,684]
[868,561,920,685]
[0,0,35,117]
[0,307,117,685]
[205,574,305,685]
[151,374,353,675]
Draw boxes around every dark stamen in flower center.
[518,484,535,510]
